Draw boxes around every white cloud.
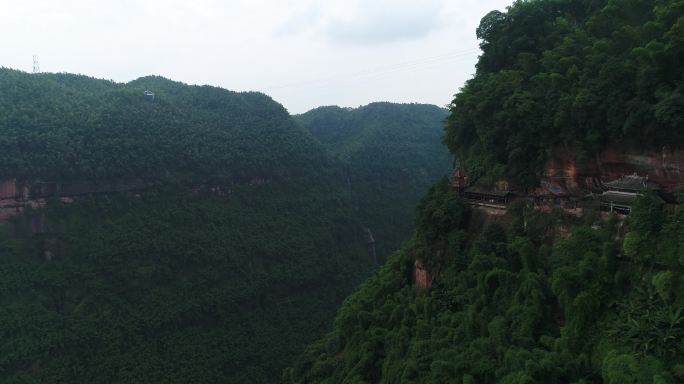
[324,0,446,45]
[274,4,324,36]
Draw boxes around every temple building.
[449,162,671,216]
[462,186,512,206]
[451,168,511,206]
[599,173,657,215]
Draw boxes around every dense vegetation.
[286,181,684,383]
[0,69,377,383]
[444,0,684,188]
[0,181,372,383]
[0,68,325,180]
[297,103,451,260]
[0,70,451,382]
[286,0,684,382]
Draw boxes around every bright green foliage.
[296,103,451,260]
[445,0,684,188]
[285,185,684,383]
[652,271,674,301]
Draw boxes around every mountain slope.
[0,70,455,383]
[285,1,684,383]
[296,103,451,260]
[286,181,684,383]
[444,0,684,188]
[0,70,325,180]
[0,69,374,383]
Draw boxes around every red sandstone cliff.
[413,260,432,291]
[537,146,684,196]
[0,179,149,221]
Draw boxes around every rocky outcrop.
[538,146,684,196]
[413,260,432,291]
[0,179,149,221]
[0,176,277,222]
[596,146,684,190]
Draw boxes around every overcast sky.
[1,0,512,113]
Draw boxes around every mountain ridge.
[0,69,452,383]
[285,1,684,382]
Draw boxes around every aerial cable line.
[302,55,479,91]
[266,49,478,90]
[264,49,479,91]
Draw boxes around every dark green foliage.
[286,1,684,382]
[445,0,684,188]
[414,180,472,270]
[0,70,370,383]
[0,66,372,381]
[286,187,684,383]
[0,69,327,180]
[0,69,452,383]
[296,103,451,260]
[0,180,376,384]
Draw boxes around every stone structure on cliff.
[451,168,511,207]
[451,146,683,216]
[599,174,659,215]
[413,260,432,291]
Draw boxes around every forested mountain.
[0,69,451,383]
[0,69,325,180]
[1,181,369,383]
[286,1,684,383]
[444,0,684,188]
[296,103,451,260]
[0,68,368,383]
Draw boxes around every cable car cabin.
[462,186,511,206]
[143,90,155,102]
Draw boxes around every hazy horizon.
[1,0,511,113]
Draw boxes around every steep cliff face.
[412,260,432,291]
[285,0,684,382]
[0,178,148,220]
[285,178,684,384]
[596,147,684,190]
[0,176,280,221]
[539,146,684,195]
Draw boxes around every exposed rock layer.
[539,146,684,195]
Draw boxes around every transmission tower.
[32,55,40,73]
